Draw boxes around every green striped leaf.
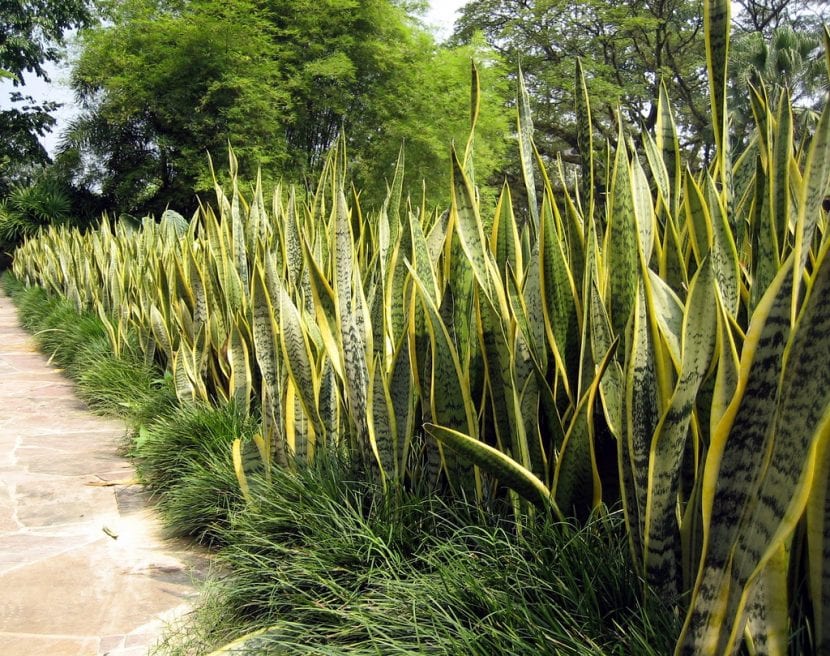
[575,58,594,216]
[250,263,286,465]
[794,98,830,278]
[540,191,580,401]
[623,282,662,572]
[655,81,682,218]
[644,258,718,599]
[705,173,741,316]
[450,147,493,303]
[707,240,830,653]
[607,125,638,338]
[227,317,252,414]
[704,0,730,161]
[490,181,522,280]
[517,67,539,235]
[425,423,552,511]
[554,339,618,517]
[808,420,830,652]
[367,354,397,485]
[677,257,796,655]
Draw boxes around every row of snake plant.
[12,1,830,652]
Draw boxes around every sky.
[2,0,468,157]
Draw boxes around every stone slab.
[0,288,204,655]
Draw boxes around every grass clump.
[157,457,678,656]
[133,402,259,544]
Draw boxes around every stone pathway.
[0,290,206,655]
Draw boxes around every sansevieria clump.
[13,1,830,650]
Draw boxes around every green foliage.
[452,0,709,159]
[0,178,71,257]
[133,402,258,544]
[11,3,830,652]
[65,0,510,215]
[2,271,175,425]
[157,458,675,656]
[0,0,93,191]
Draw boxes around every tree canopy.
[452,0,709,159]
[60,0,511,216]
[0,0,93,192]
[452,0,830,165]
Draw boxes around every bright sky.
[425,0,467,41]
[2,1,469,157]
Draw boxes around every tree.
[0,0,93,193]
[63,0,511,216]
[451,0,709,160]
[732,0,830,37]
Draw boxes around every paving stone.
[0,633,101,656]
[0,289,204,655]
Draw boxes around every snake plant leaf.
[450,147,493,304]
[771,95,792,264]
[659,210,688,295]
[641,128,671,217]
[172,347,195,403]
[387,143,405,246]
[150,303,174,361]
[623,283,662,572]
[425,423,553,511]
[684,171,713,269]
[252,432,271,483]
[677,257,795,656]
[749,117,781,315]
[425,204,447,258]
[706,240,830,654]
[555,175,587,292]
[794,98,830,279]
[743,546,790,656]
[656,81,683,218]
[409,206,440,307]
[334,187,371,462]
[187,245,208,329]
[476,281,517,460]
[411,264,477,485]
[646,268,684,373]
[554,338,619,517]
[231,438,253,505]
[710,298,741,436]
[517,67,539,236]
[317,360,339,453]
[277,274,324,441]
[227,317,252,415]
[704,0,730,164]
[463,60,480,178]
[539,189,580,403]
[388,335,416,478]
[589,277,623,439]
[630,152,656,265]
[607,123,638,338]
[250,263,286,463]
[705,173,741,316]
[644,258,717,599]
[229,180,249,291]
[490,181,522,281]
[285,379,314,463]
[517,241,548,374]
[575,57,594,216]
[367,353,397,485]
[808,416,830,652]
[509,298,546,478]
[284,188,304,294]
